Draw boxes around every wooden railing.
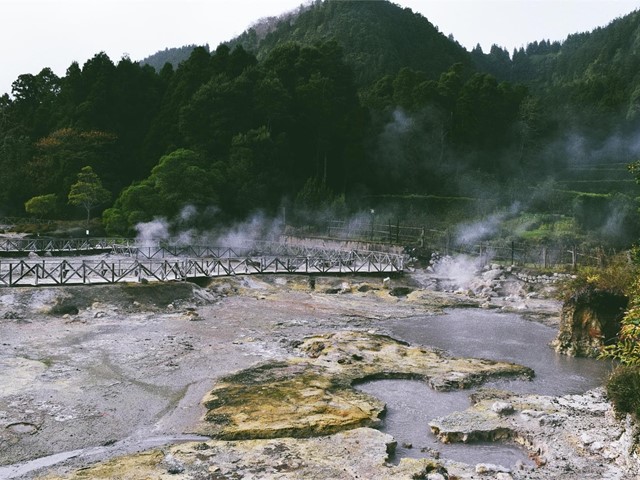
[0,250,403,287]
[0,237,131,254]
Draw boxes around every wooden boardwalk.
[0,242,404,287]
[0,237,130,255]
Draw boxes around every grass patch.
[500,213,581,243]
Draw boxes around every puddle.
[6,422,38,434]
[356,379,533,467]
[384,309,614,396]
[359,308,615,467]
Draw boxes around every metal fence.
[292,220,620,270]
[0,217,53,227]
[440,240,615,270]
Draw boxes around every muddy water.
[358,308,614,466]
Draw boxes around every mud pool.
[358,308,614,466]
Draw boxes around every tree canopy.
[68,166,111,224]
[0,0,638,244]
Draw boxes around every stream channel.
[357,308,615,467]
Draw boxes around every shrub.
[559,251,637,301]
[102,207,129,236]
[606,365,640,418]
[600,247,640,417]
[25,193,58,219]
[600,274,640,365]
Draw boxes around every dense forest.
[1,0,639,246]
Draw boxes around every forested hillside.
[228,0,472,86]
[1,0,639,246]
[474,8,640,128]
[141,44,210,72]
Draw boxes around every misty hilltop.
[2,0,640,247]
[226,0,472,86]
[142,1,471,83]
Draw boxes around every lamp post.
[370,209,375,241]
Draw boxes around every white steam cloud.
[135,218,171,246]
[555,129,640,166]
[454,203,521,245]
[431,254,484,292]
[215,212,283,246]
[133,206,284,248]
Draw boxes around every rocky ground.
[0,260,638,479]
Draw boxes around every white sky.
[1,0,639,96]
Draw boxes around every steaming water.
[357,308,614,467]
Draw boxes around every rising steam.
[134,206,284,247]
[454,203,521,246]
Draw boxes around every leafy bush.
[25,193,58,219]
[602,248,640,366]
[558,251,637,301]
[102,208,129,236]
[600,248,640,418]
[606,365,640,417]
[600,274,640,365]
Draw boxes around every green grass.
[500,213,581,243]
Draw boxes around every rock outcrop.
[45,387,640,480]
[429,387,640,479]
[40,428,446,480]
[552,286,628,357]
[195,331,534,439]
[40,330,534,480]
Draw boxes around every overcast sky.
[1,0,639,96]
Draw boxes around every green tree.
[516,95,543,162]
[10,67,60,139]
[263,41,365,192]
[103,182,161,235]
[601,265,640,418]
[104,149,219,234]
[294,176,345,216]
[179,73,254,156]
[150,148,217,210]
[230,0,471,87]
[68,166,111,225]
[24,193,57,219]
[28,128,117,205]
[0,94,34,214]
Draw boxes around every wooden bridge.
[0,237,130,255]
[0,240,404,287]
